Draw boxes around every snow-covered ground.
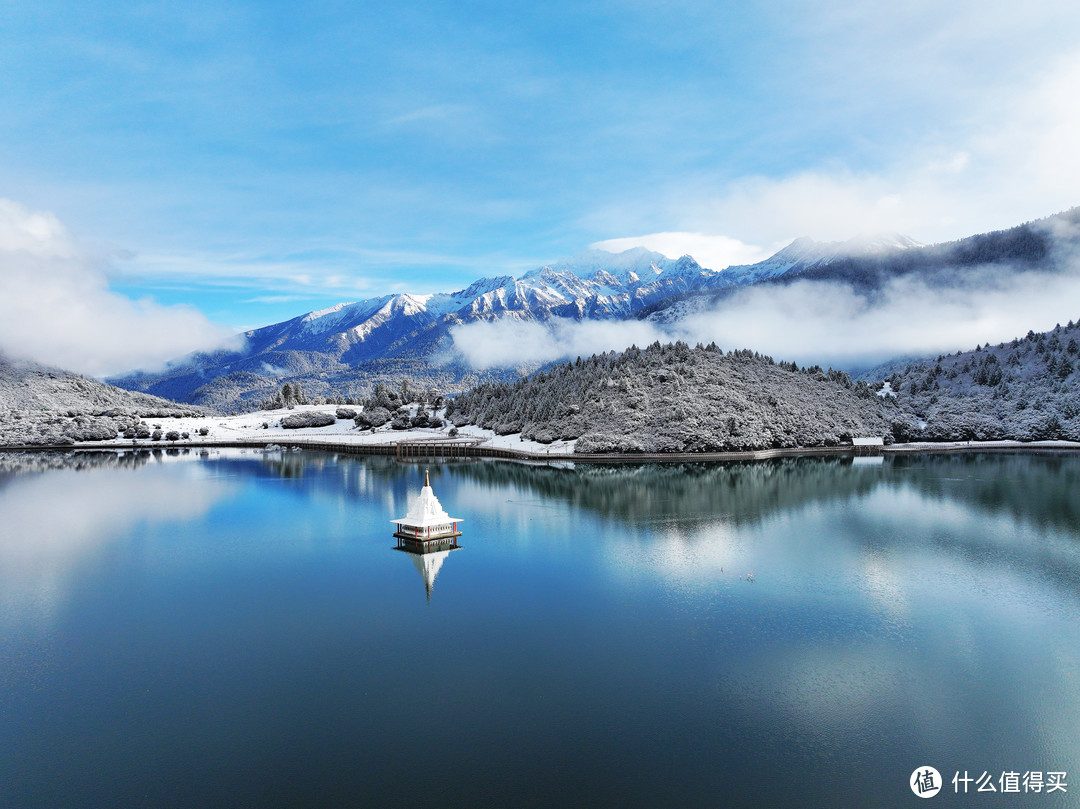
[883,439,1080,452]
[62,404,580,456]
[6,403,1080,458]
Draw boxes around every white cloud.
[118,244,487,296]
[590,232,772,270]
[0,461,232,628]
[260,362,290,376]
[242,294,323,305]
[449,317,665,370]
[0,199,239,377]
[678,271,1080,369]
[0,200,74,258]
[589,48,1080,261]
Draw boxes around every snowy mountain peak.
[391,292,433,314]
[450,275,516,300]
[524,247,671,284]
[840,232,922,254]
[670,254,705,275]
[722,232,920,285]
[771,232,920,262]
[521,247,707,289]
[301,300,361,323]
[108,206,1080,410]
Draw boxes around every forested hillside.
[446,341,893,452]
[884,320,1080,441]
[0,352,207,446]
[443,319,1080,453]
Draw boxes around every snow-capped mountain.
[721,233,922,285]
[109,248,725,406]
[236,249,718,364]
[640,231,922,323]
[108,207,1079,409]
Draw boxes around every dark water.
[1,449,1078,808]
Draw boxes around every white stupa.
[391,469,463,554]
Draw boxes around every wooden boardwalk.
[394,437,485,458]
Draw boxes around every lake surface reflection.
[1,449,1078,808]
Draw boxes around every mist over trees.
[786,211,1078,293]
[3,312,1077,452]
[103,208,1080,414]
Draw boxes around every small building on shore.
[852,436,885,456]
[391,469,463,554]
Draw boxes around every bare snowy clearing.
[0,404,580,455]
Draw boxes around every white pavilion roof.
[390,473,463,528]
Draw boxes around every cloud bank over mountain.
[451,254,1080,371]
[0,200,239,378]
[106,207,1080,408]
[7,0,1080,328]
[449,318,665,370]
[678,270,1080,368]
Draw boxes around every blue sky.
[2,0,1080,374]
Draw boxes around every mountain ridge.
[109,209,1078,409]
[109,249,737,407]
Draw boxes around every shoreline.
[3,434,1080,464]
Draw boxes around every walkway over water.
[395,437,484,458]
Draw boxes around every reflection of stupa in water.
[392,469,462,598]
[408,549,453,600]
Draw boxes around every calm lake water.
[1,449,1078,808]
